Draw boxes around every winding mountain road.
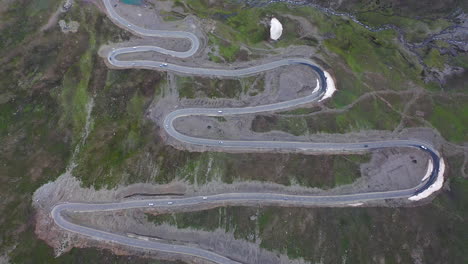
[49,0,445,263]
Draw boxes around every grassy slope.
[0,0,466,263]
[0,2,165,263]
[147,176,468,263]
[145,1,468,263]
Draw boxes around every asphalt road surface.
[50,0,443,263]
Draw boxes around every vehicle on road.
[148,203,154,206]
[62,2,443,262]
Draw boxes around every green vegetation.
[276,116,309,136]
[330,95,401,132]
[207,34,241,62]
[428,98,468,143]
[74,69,166,188]
[147,207,259,241]
[423,48,445,69]
[159,10,186,22]
[144,177,468,263]
[177,75,243,99]
[58,42,93,144]
[333,155,369,186]
[1,0,467,263]
[408,94,468,143]
[239,75,265,95]
[224,8,268,45]
[357,12,451,42]
[323,19,423,91]
[0,3,162,262]
[253,96,402,135]
[451,53,468,68]
[0,0,61,50]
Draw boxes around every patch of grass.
[253,96,401,135]
[428,97,468,143]
[0,0,61,50]
[208,33,241,62]
[177,75,243,99]
[159,10,186,22]
[58,51,92,144]
[225,8,268,45]
[256,175,468,263]
[219,43,240,62]
[451,53,468,68]
[323,20,422,90]
[177,76,196,98]
[276,116,309,136]
[239,75,265,95]
[251,115,309,136]
[74,69,164,188]
[147,207,259,241]
[0,1,115,257]
[332,96,401,132]
[214,116,226,122]
[208,52,223,63]
[423,48,445,69]
[333,155,370,186]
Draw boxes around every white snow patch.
[421,159,433,182]
[270,17,283,40]
[312,79,319,94]
[409,158,445,201]
[348,203,363,207]
[319,71,336,101]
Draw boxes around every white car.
[160,63,168,67]
[148,203,154,206]
[218,141,223,144]
[217,110,223,113]
[420,145,428,150]
[167,201,173,205]
[133,46,137,49]
[202,196,208,200]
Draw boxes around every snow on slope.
[270,18,283,40]
[409,158,445,201]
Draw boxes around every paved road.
[50,1,443,263]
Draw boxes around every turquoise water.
[119,0,142,6]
